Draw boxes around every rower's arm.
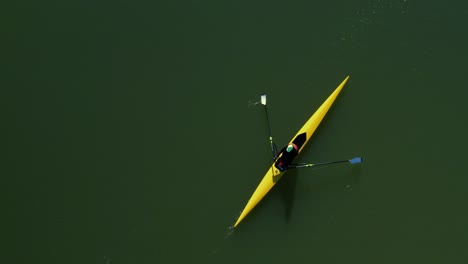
[273,147,285,160]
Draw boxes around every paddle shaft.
[290,159,351,168]
[263,105,278,159]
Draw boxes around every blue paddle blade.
[349,157,362,164]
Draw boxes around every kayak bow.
[233,76,350,228]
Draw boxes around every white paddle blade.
[260,94,267,105]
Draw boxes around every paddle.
[289,157,362,169]
[260,94,279,159]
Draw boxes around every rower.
[274,143,299,171]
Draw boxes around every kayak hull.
[233,76,350,228]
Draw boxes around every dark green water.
[3,1,468,263]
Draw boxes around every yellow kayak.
[233,76,350,228]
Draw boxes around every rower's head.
[286,144,294,152]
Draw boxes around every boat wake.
[224,226,235,240]
[208,226,235,256]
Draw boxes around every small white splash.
[345,185,353,192]
[103,256,111,264]
[248,100,261,107]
